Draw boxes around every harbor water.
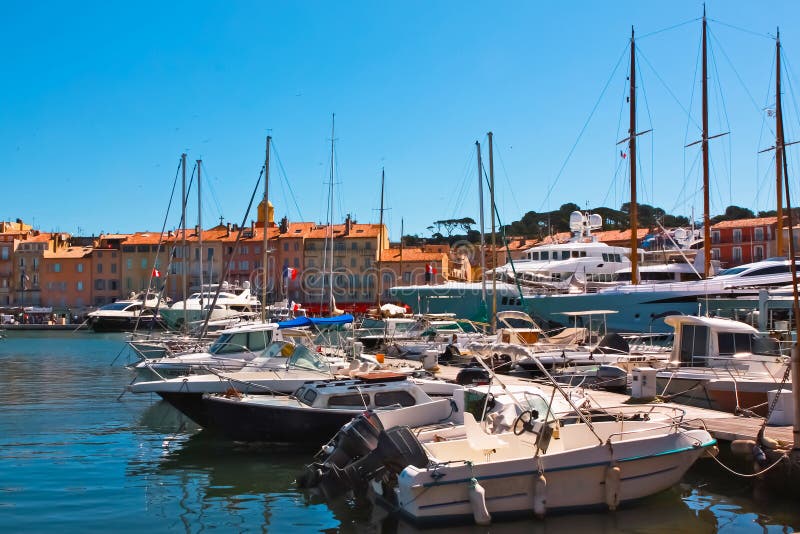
[1,331,799,533]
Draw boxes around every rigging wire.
[197,160,225,223]
[637,48,701,131]
[682,33,702,219]
[448,146,478,223]
[707,28,734,208]
[707,18,774,41]
[539,42,629,212]
[492,139,523,221]
[636,50,655,207]
[270,139,305,221]
[638,17,700,40]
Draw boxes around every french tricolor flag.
[284,267,298,280]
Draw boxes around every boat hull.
[200,397,359,447]
[391,425,713,526]
[90,315,164,333]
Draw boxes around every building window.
[711,248,720,260]
[294,242,299,251]
[207,247,213,260]
[96,263,103,274]
[77,281,84,291]
[294,258,299,268]
[350,257,356,267]
[77,263,84,273]
[94,279,106,290]
[732,247,742,263]
[126,277,132,290]
[284,243,289,251]
[732,229,742,243]
[110,280,118,290]
[754,227,764,241]
[1,247,7,260]
[141,258,148,269]
[711,231,720,244]
[96,251,103,258]
[126,259,133,270]
[240,261,249,270]
[111,263,117,274]
[753,245,764,262]
[53,263,61,273]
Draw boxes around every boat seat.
[464,412,508,454]
[546,327,589,345]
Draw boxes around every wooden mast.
[776,30,785,257]
[262,135,271,322]
[399,218,404,286]
[376,168,385,308]
[629,27,639,285]
[701,8,711,278]
[476,141,486,305]
[488,132,497,331]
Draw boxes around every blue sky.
[2,1,799,240]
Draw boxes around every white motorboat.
[87,291,168,332]
[655,315,789,413]
[131,321,282,378]
[159,281,260,330]
[300,365,713,526]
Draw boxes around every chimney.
[194,224,201,236]
[251,220,256,234]
[280,216,289,234]
[226,222,231,237]
[345,214,352,235]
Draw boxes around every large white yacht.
[160,281,260,330]
[389,211,633,319]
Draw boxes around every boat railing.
[591,405,689,443]
[663,357,788,380]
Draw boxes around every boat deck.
[415,360,793,444]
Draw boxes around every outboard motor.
[455,366,490,385]
[298,410,384,489]
[338,426,429,493]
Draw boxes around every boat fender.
[468,477,491,526]
[604,464,621,511]
[730,440,756,457]
[752,445,767,467]
[533,473,547,518]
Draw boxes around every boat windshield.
[716,266,749,277]
[287,344,329,372]
[209,329,272,355]
[99,302,134,311]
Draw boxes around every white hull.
[391,421,713,525]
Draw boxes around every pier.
[426,362,793,444]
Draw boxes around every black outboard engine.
[298,418,428,498]
[341,426,428,492]
[297,410,384,489]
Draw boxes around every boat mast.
[262,135,271,322]
[328,114,335,314]
[197,159,203,313]
[376,167,385,308]
[476,141,486,305]
[776,30,785,257]
[399,218,404,286]
[629,27,639,285]
[181,153,188,332]
[488,132,497,331]
[701,9,711,278]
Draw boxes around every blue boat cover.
[277,313,354,329]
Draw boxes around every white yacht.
[87,291,167,332]
[160,281,260,330]
[389,211,634,319]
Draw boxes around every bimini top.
[277,314,355,329]
[663,314,758,334]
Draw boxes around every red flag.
[152,268,161,278]
[285,267,298,280]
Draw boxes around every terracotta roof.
[380,247,445,262]
[711,216,777,229]
[100,233,132,240]
[278,222,316,238]
[44,247,93,259]
[24,232,55,243]
[122,232,164,245]
[305,223,384,239]
[593,228,649,242]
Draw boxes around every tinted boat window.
[679,324,708,366]
[375,390,416,407]
[302,389,318,405]
[327,393,369,407]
